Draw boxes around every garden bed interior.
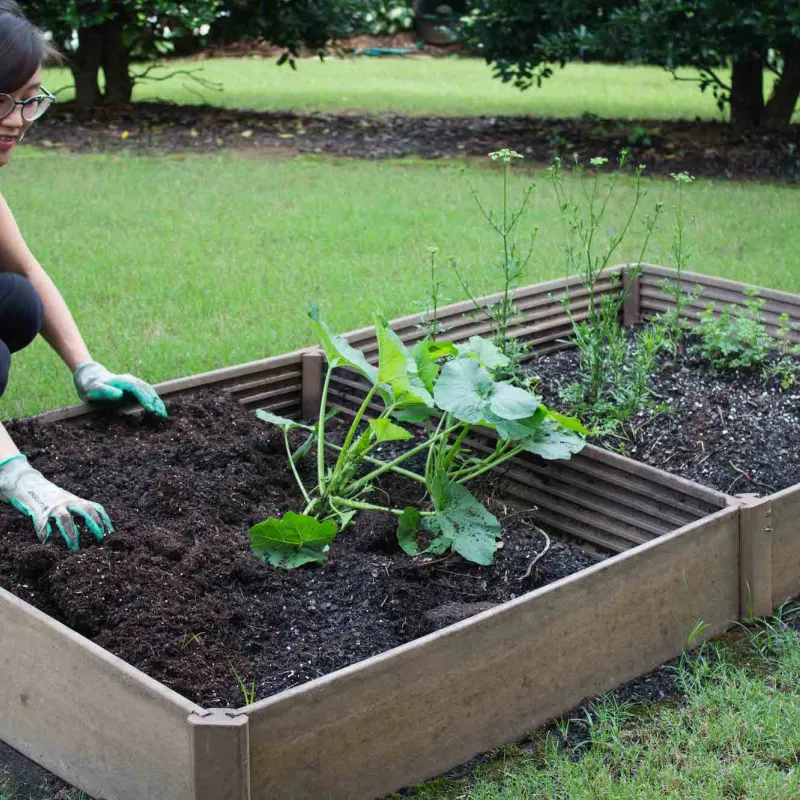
[0,264,796,800]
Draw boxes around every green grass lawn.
[401,612,800,799]
[41,57,767,120]
[1,149,798,418]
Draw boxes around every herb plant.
[451,150,537,378]
[549,152,664,433]
[660,172,701,353]
[764,313,800,389]
[249,304,586,569]
[692,290,773,372]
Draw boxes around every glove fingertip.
[96,505,114,535]
[54,516,79,552]
[38,521,52,547]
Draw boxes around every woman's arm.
[0,193,91,370]
[0,192,166,417]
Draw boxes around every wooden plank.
[763,485,800,608]
[189,709,250,800]
[738,497,773,618]
[0,588,201,800]
[642,264,800,310]
[578,444,730,509]
[623,271,641,326]
[301,350,324,421]
[32,351,306,425]
[243,507,739,800]
[344,269,625,347]
[640,285,800,330]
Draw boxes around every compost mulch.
[0,390,594,709]
[25,101,800,181]
[532,335,800,496]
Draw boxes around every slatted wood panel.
[32,351,306,425]
[0,588,201,800]
[345,273,622,362]
[243,508,740,800]
[639,265,800,341]
[757,486,800,608]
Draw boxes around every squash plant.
[249,304,586,569]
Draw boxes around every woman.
[0,2,166,551]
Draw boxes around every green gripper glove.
[0,455,113,551]
[73,360,167,418]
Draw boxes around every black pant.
[0,273,44,398]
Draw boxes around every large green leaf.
[487,406,547,440]
[411,340,441,393]
[489,382,540,419]
[545,409,589,437]
[255,409,301,431]
[397,478,502,565]
[426,479,502,565]
[396,506,451,557]
[249,512,337,569]
[520,417,586,460]
[434,357,538,424]
[397,507,423,556]
[456,336,510,370]
[393,404,438,423]
[375,315,434,407]
[308,302,378,383]
[369,418,413,443]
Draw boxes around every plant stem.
[454,443,522,484]
[317,365,335,494]
[284,430,311,504]
[320,438,427,485]
[353,422,461,491]
[334,382,378,473]
[425,411,448,481]
[332,497,434,516]
[443,423,472,470]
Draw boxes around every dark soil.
[24,101,800,181]
[532,336,800,497]
[0,391,594,709]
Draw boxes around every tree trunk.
[101,18,134,105]
[70,26,104,107]
[762,51,800,130]
[729,53,765,129]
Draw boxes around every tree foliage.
[20,0,366,105]
[465,0,800,129]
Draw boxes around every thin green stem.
[317,365,335,494]
[454,444,523,485]
[302,497,319,516]
[425,412,448,481]
[284,430,311,504]
[332,497,435,516]
[353,422,462,491]
[335,382,378,472]
[444,423,472,470]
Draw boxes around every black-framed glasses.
[0,87,54,123]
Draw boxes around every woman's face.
[0,64,41,167]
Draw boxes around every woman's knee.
[0,273,44,353]
[0,339,11,399]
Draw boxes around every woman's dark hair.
[0,1,58,94]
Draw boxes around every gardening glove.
[73,360,167,418]
[0,455,113,551]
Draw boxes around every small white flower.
[590,156,609,167]
[488,149,524,163]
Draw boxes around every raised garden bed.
[0,265,792,800]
